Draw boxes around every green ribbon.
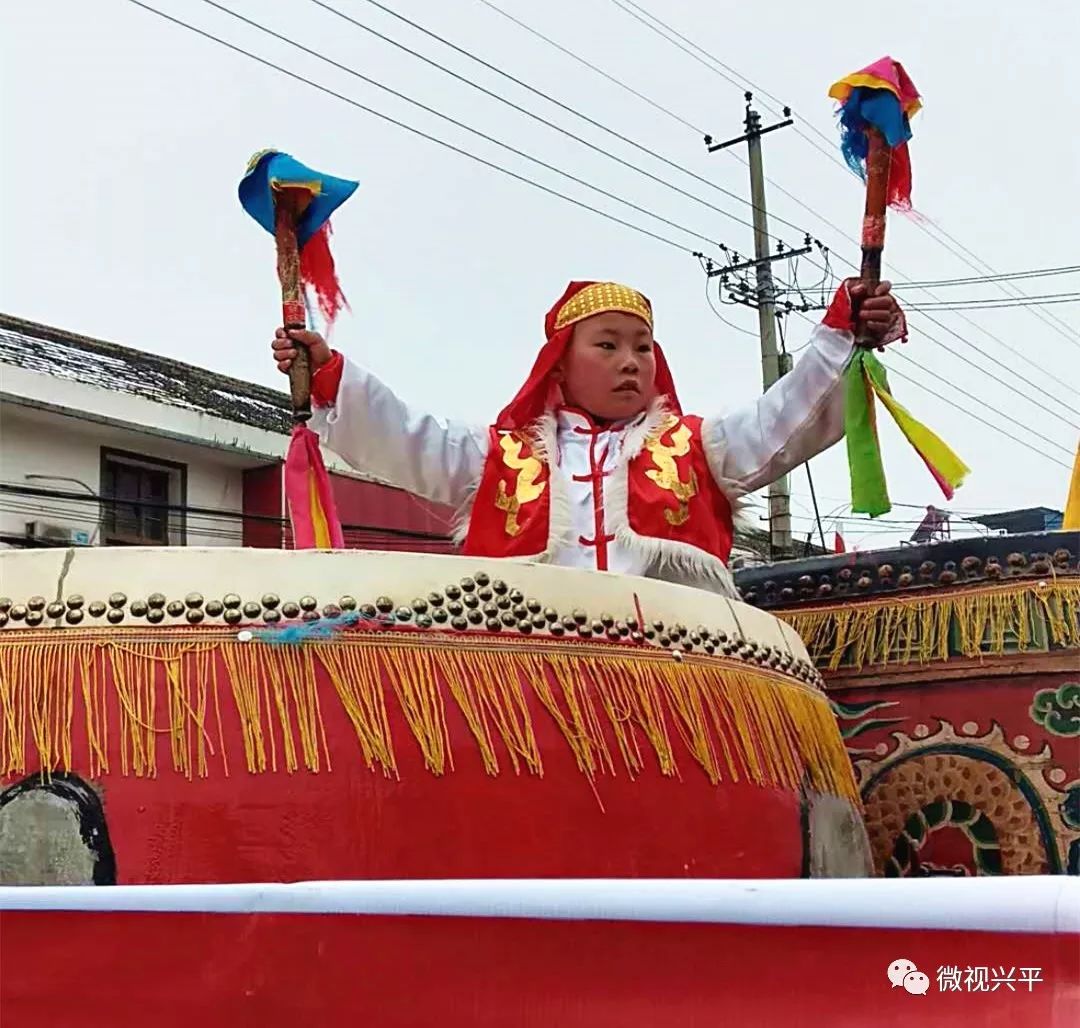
[843,348,970,518]
[844,349,891,517]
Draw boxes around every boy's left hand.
[849,280,904,347]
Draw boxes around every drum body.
[736,531,1080,877]
[0,548,870,884]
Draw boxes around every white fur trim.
[605,460,738,599]
[451,416,572,563]
[451,399,737,593]
[616,397,673,467]
[524,413,574,563]
[604,406,739,599]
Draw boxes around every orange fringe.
[0,633,858,801]
[781,578,1080,671]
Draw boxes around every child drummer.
[271,280,902,595]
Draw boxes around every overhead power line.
[0,484,452,541]
[477,0,864,271]
[880,279,1080,417]
[360,0,1080,423]
[796,252,1080,428]
[609,0,1080,349]
[913,217,1080,346]
[703,279,758,337]
[888,358,1073,469]
[478,0,1080,406]
[790,313,1074,470]
[472,0,704,135]
[784,511,988,531]
[210,0,739,252]
[797,495,998,516]
[608,0,850,175]
[906,293,1080,311]
[898,265,1080,289]
[888,349,1077,453]
[332,0,812,244]
[131,0,1078,466]
[127,0,703,255]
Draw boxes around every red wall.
[330,473,451,536]
[241,464,283,548]
[331,472,456,554]
[241,463,456,554]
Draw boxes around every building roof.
[0,312,292,435]
[968,507,1063,529]
[732,530,1078,610]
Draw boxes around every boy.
[272,279,902,595]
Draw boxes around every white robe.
[311,321,854,592]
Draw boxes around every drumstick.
[273,188,311,423]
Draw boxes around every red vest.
[461,411,734,568]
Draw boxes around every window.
[100,449,186,546]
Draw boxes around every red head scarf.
[494,281,682,431]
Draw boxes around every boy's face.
[556,311,656,422]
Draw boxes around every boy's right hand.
[271,327,332,374]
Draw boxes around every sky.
[2,0,1078,550]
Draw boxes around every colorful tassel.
[256,610,399,645]
[299,221,349,329]
[284,424,344,549]
[239,150,357,334]
[829,57,921,210]
[844,350,968,517]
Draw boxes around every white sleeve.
[701,322,853,497]
[309,358,490,509]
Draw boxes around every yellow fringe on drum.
[782,578,1080,672]
[0,635,858,801]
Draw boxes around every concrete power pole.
[706,94,800,559]
[745,109,791,556]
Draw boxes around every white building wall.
[0,401,251,548]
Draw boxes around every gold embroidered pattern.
[495,434,546,536]
[645,415,698,527]
[554,282,652,332]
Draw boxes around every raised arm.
[272,329,488,509]
[701,283,903,498]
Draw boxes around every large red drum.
[0,548,870,883]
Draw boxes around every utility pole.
[705,93,800,560]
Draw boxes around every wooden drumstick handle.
[274,190,311,423]
[856,126,891,348]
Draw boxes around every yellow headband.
[553,282,653,333]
